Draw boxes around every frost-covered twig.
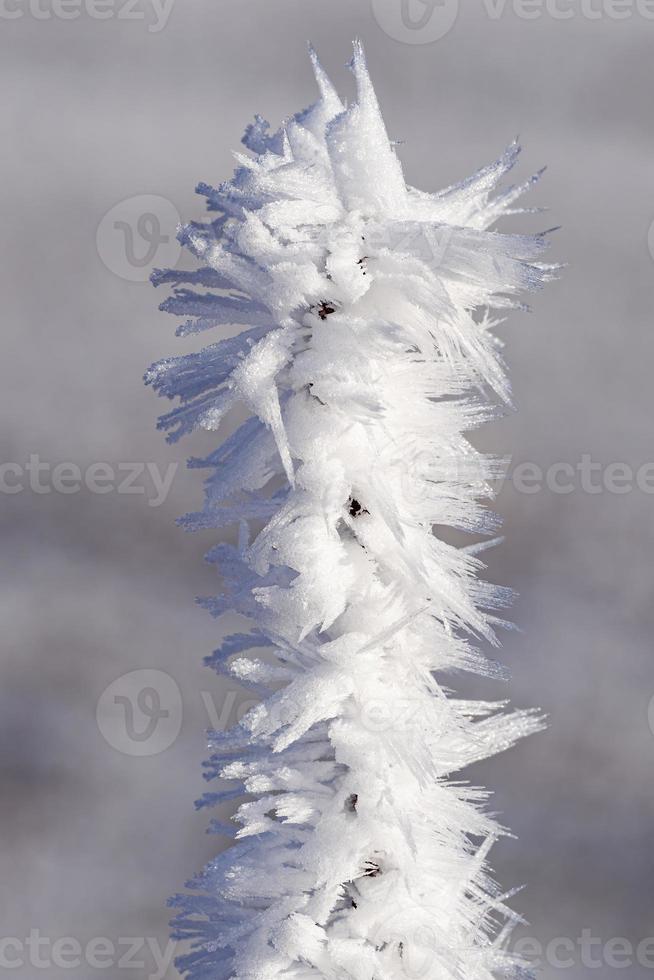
[147,41,556,980]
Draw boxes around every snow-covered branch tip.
[147,40,557,980]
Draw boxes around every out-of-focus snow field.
[1,3,653,978]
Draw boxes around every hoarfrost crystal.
[147,42,556,980]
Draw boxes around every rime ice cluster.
[147,42,555,980]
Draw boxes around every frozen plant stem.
[147,41,556,980]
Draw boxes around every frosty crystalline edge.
[146,41,557,980]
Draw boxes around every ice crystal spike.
[147,41,556,980]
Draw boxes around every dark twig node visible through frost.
[348,498,368,518]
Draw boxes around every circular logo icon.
[370,903,442,978]
[647,219,654,265]
[371,0,460,44]
[370,901,490,979]
[96,669,183,756]
[96,194,181,282]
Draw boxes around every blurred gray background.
[2,1,653,977]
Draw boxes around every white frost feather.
[148,41,557,980]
